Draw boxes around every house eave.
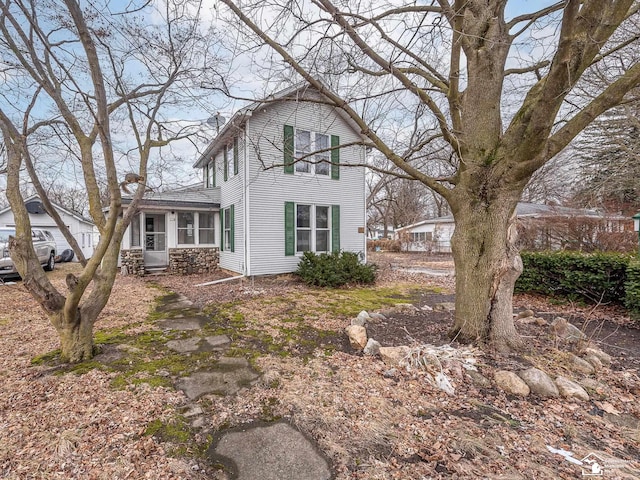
[120,198,220,210]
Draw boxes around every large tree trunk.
[56,309,95,363]
[449,197,524,352]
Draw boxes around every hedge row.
[515,251,636,309]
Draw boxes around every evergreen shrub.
[296,251,377,287]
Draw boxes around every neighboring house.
[0,195,96,260]
[396,202,630,253]
[396,216,455,253]
[120,83,368,276]
[366,225,394,240]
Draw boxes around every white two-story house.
[119,83,368,276]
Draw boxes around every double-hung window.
[227,143,234,179]
[284,125,339,179]
[296,205,311,251]
[315,206,330,252]
[314,134,330,176]
[205,160,215,188]
[294,130,330,176]
[295,130,311,174]
[295,204,331,253]
[221,205,234,252]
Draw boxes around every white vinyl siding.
[218,133,245,273]
[245,94,366,275]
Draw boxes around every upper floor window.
[223,138,239,181]
[295,129,330,176]
[227,143,235,179]
[204,161,215,188]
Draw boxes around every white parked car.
[0,228,57,278]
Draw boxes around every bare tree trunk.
[449,198,523,352]
[55,310,94,362]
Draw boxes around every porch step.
[145,267,168,275]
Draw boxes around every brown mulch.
[1,254,639,479]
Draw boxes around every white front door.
[143,213,167,267]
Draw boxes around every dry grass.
[1,258,639,479]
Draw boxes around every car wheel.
[44,252,55,271]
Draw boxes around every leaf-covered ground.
[1,254,639,479]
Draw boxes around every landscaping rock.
[204,334,231,349]
[379,346,410,366]
[584,347,612,366]
[555,376,589,401]
[357,310,370,323]
[551,317,587,343]
[516,309,535,319]
[534,317,548,326]
[345,325,367,350]
[363,338,381,356]
[394,303,419,313]
[210,421,332,480]
[350,317,366,327]
[156,316,209,331]
[166,337,201,353]
[368,312,387,322]
[175,357,259,399]
[566,353,595,375]
[467,370,491,388]
[434,302,455,312]
[494,370,530,396]
[518,368,559,397]
[584,354,603,371]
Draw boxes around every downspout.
[196,273,245,287]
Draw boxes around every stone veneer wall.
[120,249,145,276]
[168,247,219,274]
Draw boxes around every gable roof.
[396,202,626,231]
[193,81,367,168]
[0,194,95,225]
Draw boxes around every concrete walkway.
[154,293,333,480]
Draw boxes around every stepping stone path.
[210,421,332,480]
[152,292,333,479]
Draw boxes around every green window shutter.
[212,160,216,187]
[230,204,235,252]
[233,138,239,175]
[223,148,228,182]
[332,204,340,252]
[284,202,295,256]
[331,135,340,180]
[284,125,294,174]
[219,209,224,252]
